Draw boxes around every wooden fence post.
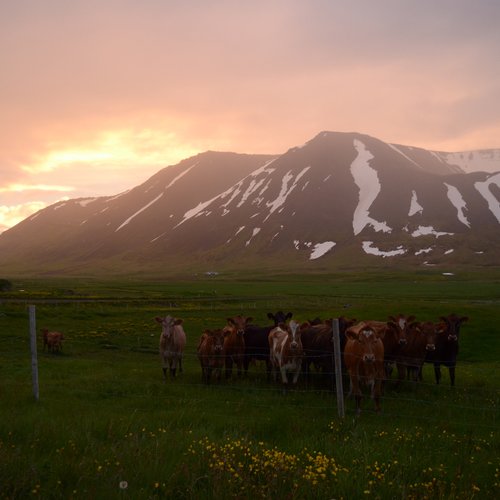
[29,305,39,401]
[332,318,345,418]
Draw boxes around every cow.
[382,315,414,377]
[197,329,225,384]
[223,315,252,379]
[396,321,437,383]
[268,320,304,387]
[343,322,385,414]
[427,313,468,386]
[300,317,357,387]
[243,311,293,378]
[41,328,64,353]
[155,315,186,380]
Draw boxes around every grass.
[0,271,499,498]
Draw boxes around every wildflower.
[119,481,128,490]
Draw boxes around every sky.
[1,0,500,233]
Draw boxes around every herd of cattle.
[39,311,468,414]
[155,311,468,414]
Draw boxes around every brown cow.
[197,329,225,384]
[344,322,385,414]
[155,315,186,380]
[396,321,437,383]
[268,320,304,387]
[223,315,252,379]
[41,328,64,353]
[364,315,414,380]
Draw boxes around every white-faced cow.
[243,311,293,378]
[427,313,468,386]
[344,322,385,414]
[155,315,186,380]
[268,320,304,387]
[197,329,225,384]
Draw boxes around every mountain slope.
[0,131,498,276]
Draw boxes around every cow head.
[287,320,302,351]
[439,314,468,342]
[268,311,293,326]
[346,326,384,363]
[155,315,177,339]
[227,315,252,336]
[417,321,437,351]
[387,314,415,346]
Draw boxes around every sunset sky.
[1,0,500,233]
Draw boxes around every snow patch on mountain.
[474,172,500,223]
[445,150,500,174]
[388,144,420,168]
[246,227,261,246]
[351,140,392,235]
[166,163,197,189]
[115,193,164,232]
[264,167,310,221]
[444,183,470,227]
[362,241,406,257]
[310,241,336,260]
[409,190,423,216]
[411,226,454,238]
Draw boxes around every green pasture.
[0,272,499,499]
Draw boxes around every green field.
[1,272,499,499]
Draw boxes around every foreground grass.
[1,273,499,498]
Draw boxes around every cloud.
[0,202,47,234]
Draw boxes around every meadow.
[0,271,499,499]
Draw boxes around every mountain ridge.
[1,131,498,276]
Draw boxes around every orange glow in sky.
[1,1,500,232]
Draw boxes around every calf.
[197,329,225,384]
[243,311,293,377]
[427,313,468,386]
[155,315,187,380]
[343,323,385,414]
[396,321,437,383]
[41,328,64,353]
[268,320,304,387]
[223,315,252,379]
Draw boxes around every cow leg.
[162,367,168,380]
[280,366,288,385]
[449,365,456,387]
[373,379,382,413]
[434,363,441,385]
[178,357,183,374]
[225,358,233,379]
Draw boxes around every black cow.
[243,311,293,378]
[426,313,468,386]
[300,316,357,387]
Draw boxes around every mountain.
[0,131,499,276]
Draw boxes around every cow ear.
[286,312,293,320]
[246,317,253,324]
[376,329,386,340]
[267,312,274,320]
[155,317,163,324]
[439,316,447,322]
[227,318,235,325]
[174,319,183,325]
[408,315,416,323]
[460,316,469,323]
[388,315,396,323]
[345,329,357,341]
